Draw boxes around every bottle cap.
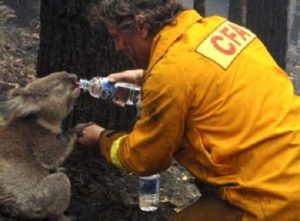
[79,79,89,91]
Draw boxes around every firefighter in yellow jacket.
[78,0,300,220]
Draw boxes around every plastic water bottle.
[78,77,140,106]
[138,174,160,211]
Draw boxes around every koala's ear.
[7,87,41,118]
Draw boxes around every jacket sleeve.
[99,66,189,176]
[99,129,127,168]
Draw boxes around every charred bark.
[194,0,206,16]
[228,0,246,25]
[246,0,288,69]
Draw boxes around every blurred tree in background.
[246,0,288,69]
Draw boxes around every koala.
[0,71,82,221]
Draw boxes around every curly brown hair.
[89,0,184,35]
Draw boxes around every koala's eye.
[64,74,78,85]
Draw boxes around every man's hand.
[107,69,144,86]
[107,69,144,107]
[77,123,106,146]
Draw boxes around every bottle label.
[139,176,159,194]
[100,80,116,100]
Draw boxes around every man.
[78,0,300,220]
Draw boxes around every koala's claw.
[56,167,67,173]
[70,122,94,135]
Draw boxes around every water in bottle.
[138,174,160,211]
[78,77,140,106]
[113,82,140,106]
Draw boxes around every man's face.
[107,24,152,69]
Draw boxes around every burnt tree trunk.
[194,0,206,16]
[228,0,247,25]
[38,0,137,131]
[246,0,288,69]
[36,1,174,221]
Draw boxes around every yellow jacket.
[100,10,300,220]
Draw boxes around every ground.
[0,145,200,221]
[63,148,200,221]
[0,3,200,221]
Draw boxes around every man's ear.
[136,15,150,39]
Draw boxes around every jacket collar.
[147,10,203,72]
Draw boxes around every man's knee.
[170,195,243,221]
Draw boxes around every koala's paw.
[69,122,94,136]
[51,167,67,173]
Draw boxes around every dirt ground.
[62,147,200,221]
[0,3,201,221]
[0,144,200,221]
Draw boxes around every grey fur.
[0,71,82,221]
